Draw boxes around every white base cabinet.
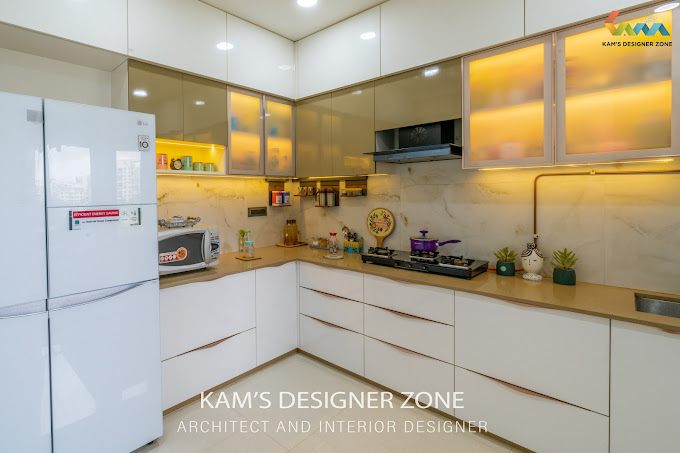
[611,321,680,452]
[299,314,364,376]
[299,287,364,333]
[299,262,363,302]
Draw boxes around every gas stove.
[362,247,488,279]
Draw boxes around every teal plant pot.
[496,261,516,277]
[553,268,576,286]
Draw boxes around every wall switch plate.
[248,207,267,217]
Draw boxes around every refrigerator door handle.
[48,279,158,311]
[0,300,47,318]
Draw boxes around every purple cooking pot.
[410,230,461,252]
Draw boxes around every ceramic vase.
[521,243,544,281]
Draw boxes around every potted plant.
[494,247,517,277]
[551,248,578,286]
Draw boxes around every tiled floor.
[136,354,516,453]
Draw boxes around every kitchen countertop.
[160,246,680,333]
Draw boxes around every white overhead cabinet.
[525,0,642,36]
[226,14,296,99]
[380,0,524,76]
[0,0,127,54]
[296,7,380,98]
[128,0,228,81]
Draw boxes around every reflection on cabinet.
[463,35,554,168]
[525,0,641,36]
[183,74,227,146]
[265,98,295,176]
[375,59,462,131]
[228,88,264,175]
[295,94,333,178]
[331,82,375,176]
[556,7,678,163]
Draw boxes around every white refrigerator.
[44,100,162,453]
[0,92,52,453]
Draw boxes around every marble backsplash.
[157,159,680,295]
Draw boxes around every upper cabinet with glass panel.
[265,98,295,177]
[556,6,679,163]
[463,35,554,168]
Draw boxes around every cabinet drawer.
[364,337,454,415]
[299,314,363,376]
[299,262,363,302]
[160,272,256,360]
[363,274,454,325]
[455,367,608,453]
[455,292,609,415]
[299,287,363,333]
[364,304,454,364]
[161,328,256,410]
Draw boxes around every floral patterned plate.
[367,208,395,247]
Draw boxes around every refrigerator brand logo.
[160,247,188,264]
[605,10,671,36]
[137,120,148,126]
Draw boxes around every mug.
[156,154,168,170]
[204,163,216,172]
[193,162,204,172]
[181,155,192,171]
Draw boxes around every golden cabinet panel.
[128,60,183,141]
[265,98,294,176]
[295,94,333,178]
[331,82,375,176]
[463,35,554,168]
[375,58,462,131]
[556,8,677,162]
[229,88,264,175]
[182,74,227,147]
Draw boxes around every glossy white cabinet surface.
[363,275,454,325]
[299,262,364,302]
[455,367,609,453]
[299,287,364,333]
[380,0,524,76]
[0,0,127,54]
[299,314,364,376]
[611,321,680,452]
[455,292,610,415]
[227,14,295,99]
[128,0,227,81]
[162,328,257,410]
[0,313,51,453]
[525,0,641,36]
[256,263,298,365]
[364,337,455,416]
[160,272,256,361]
[296,7,380,98]
[364,304,454,364]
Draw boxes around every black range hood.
[368,119,462,164]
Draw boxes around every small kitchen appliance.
[361,247,488,279]
[158,224,220,275]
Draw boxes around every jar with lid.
[290,219,299,245]
[284,220,293,246]
[328,232,338,255]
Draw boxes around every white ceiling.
[201,0,386,41]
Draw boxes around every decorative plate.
[367,208,395,238]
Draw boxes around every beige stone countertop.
[160,245,680,333]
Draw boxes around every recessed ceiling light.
[278,64,292,71]
[423,67,439,77]
[297,0,317,7]
[132,89,147,98]
[654,2,679,12]
[195,100,205,106]
[216,42,233,50]
[360,31,376,40]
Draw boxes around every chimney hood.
[368,119,462,164]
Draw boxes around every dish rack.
[158,217,201,228]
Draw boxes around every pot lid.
[410,230,437,241]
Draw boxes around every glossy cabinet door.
[128,61,184,141]
[182,74,228,146]
[375,58,462,131]
[331,82,375,176]
[295,94,333,178]
[264,97,295,176]
[556,7,679,163]
[228,88,264,175]
[525,0,642,36]
[463,35,554,168]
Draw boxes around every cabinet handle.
[374,338,424,357]
[305,287,351,301]
[379,306,426,321]
[480,371,578,408]
[177,332,241,357]
[307,315,347,331]
[502,298,547,310]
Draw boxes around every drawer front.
[299,314,364,376]
[161,328,256,410]
[455,367,608,453]
[299,262,363,302]
[364,304,454,364]
[160,271,256,360]
[363,274,454,325]
[299,287,363,333]
[455,292,609,415]
[364,337,455,415]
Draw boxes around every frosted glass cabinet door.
[463,35,554,168]
[556,7,679,163]
[264,97,294,176]
[228,88,264,175]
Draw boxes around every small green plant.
[239,229,247,237]
[494,247,517,263]
[551,248,578,270]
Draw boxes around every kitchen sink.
[635,294,680,319]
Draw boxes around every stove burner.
[366,246,395,257]
[410,250,439,259]
[439,256,469,266]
